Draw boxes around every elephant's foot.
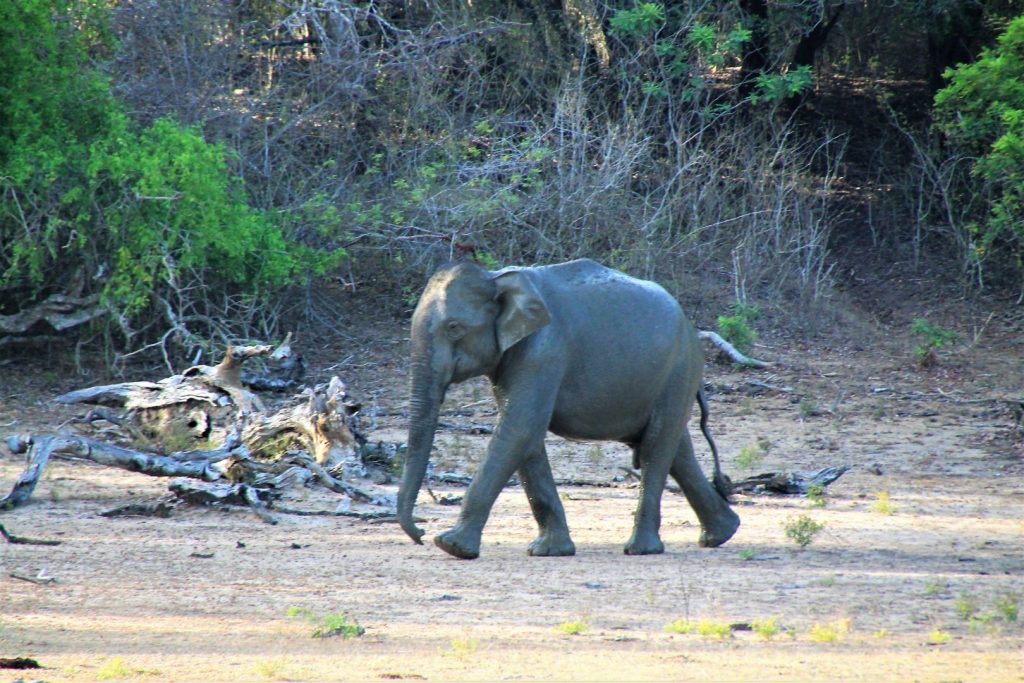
[528,532,576,557]
[698,510,740,548]
[624,530,665,556]
[434,527,481,560]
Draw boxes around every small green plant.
[555,617,590,635]
[798,397,821,419]
[716,302,760,355]
[871,490,895,515]
[783,515,824,548]
[911,319,959,365]
[664,618,694,634]
[735,442,764,470]
[609,2,665,37]
[808,618,850,643]
[448,637,480,660]
[750,65,814,106]
[751,616,782,640]
[873,628,891,639]
[695,619,733,640]
[925,578,949,596]
[287,607,364,639]
[927,628,951,645]
[994,590,1020,622]
[97,657,137,680]
[737,548,756,561]
[968,612,1002,636]
[806,484,827,508]
[816,574,837,588]
[253,657,292,679]
[954,591,979,621]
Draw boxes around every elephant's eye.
[444,320,466,341]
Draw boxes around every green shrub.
[871,490,895,515]
[736,442,765,470]
[783,515,824,548]
[954,591,979,621]
[995,590,1020,622]
[287,607,364,639]
[717,302,760,355]
[751,616,782,640]
[448,637,480,660]
[664,618,694,634]
[808,618,850,643]
[806,484,827,508]
[911,319,959,363]
[695,619,732,640]
[934,16,1024,284]
[0,1,341,343]
[751,66,814,106]
[555,618,590,635]
[609,2,665,37]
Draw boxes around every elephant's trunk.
[397,357,443,544]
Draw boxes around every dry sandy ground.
[1,319,1022,682]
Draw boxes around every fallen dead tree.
[698,331,772,368]
[0,338,400,523]
[730,465,851,494]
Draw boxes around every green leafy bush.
[609,3,665,38]
[751,65,814,106]
[287,607,364,639]
[910,318,959,364]
[717,302,760,355]
[934,16,1024,284]
[0,1,340,342]
[783,514,824,548]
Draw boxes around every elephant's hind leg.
[624,413,681,555]
[519,446,575,556]
[670,431,740,547]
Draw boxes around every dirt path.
[1,322,1022,682]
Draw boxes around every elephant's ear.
[492,270,551,353]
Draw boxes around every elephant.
[397,258,739,559]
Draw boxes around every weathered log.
[243,377,361,468]
[9,572,56,586]
[0,523,61,545]
[0,289,106,338]
[168,479,279,524]
[101,498,179,518]
[0,433,247,512]
[180,344,274,413]
[731,465,850,494]
[2,340,394,520]
[240,332,306,391]
[1,435,71,511]
[698,330,772,368]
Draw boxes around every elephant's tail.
[698,388,732,501]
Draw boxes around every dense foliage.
[934,16,1024,286]
[1,1,1021,361]
[0,1,339,351]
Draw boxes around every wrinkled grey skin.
[398,259,740,559]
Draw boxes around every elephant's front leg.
[519,446,575,557]
[434,376,557,559]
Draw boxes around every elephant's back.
[539,260,684,335]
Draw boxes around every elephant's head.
[397,262,550,544]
